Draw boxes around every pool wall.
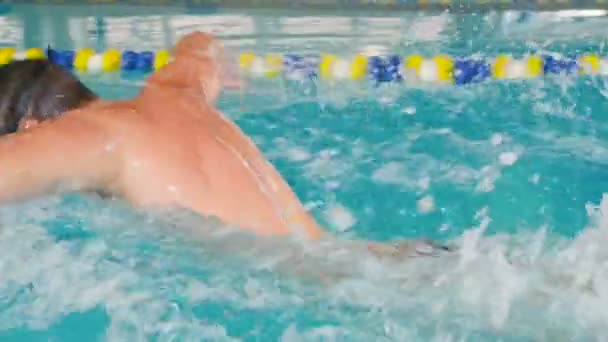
[1,2,607,88]
[5,0,608,11]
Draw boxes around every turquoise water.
[3,5,608,341]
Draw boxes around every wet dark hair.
[0,59,98,134]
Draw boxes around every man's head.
[0,59,98,134]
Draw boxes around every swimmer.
[0,59,98,134]
[0,32,450,260]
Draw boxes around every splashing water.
[4,190,608,340]
[0,143,605,335]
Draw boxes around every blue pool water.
[3,5,608,341]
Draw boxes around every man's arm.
[143,32,236,104]
[0,112,122,203]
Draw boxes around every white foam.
[529,132,608,165]
[499,151,519,166]
[372,162,412,186]
[305,153,349,179]
[417,177,431,191]
[0,198,249,340]
[401,106,417,115]
[280,324,301,342]
[475,166,501,193]
[325,180,341,190]
[372,158,481,191]
[285,146,312,162]
[323,203,357,232]
[490,133,504,146]
[5,193,608,340]
[417,196,436,214]
[530,173,541,184]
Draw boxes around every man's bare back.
[0,32,322,239]
[0,32,450,259]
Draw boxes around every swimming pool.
[2,4,608,341]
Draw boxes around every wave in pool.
[1,193,608,340]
